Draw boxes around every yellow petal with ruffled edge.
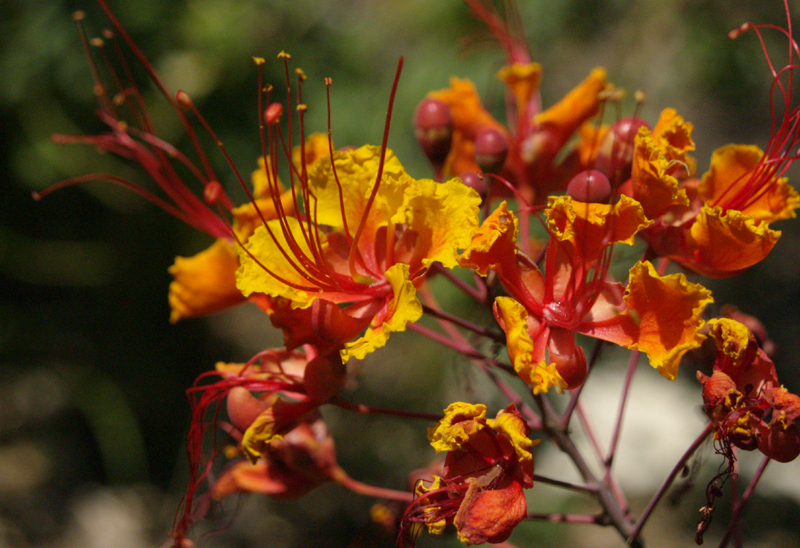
[630,127,689,219]
[546,194,651,255]
[699,144,800,223]
[685,206,780,277]
[307,145,406,232]
[534,68,608,143]
[486,409,537,464]
[428,402,486,453]
[403,175,481,269]
[495,296,567,395]
[458,201,519,277]
[707,318,752,368]
[236,217,326,306]
[583,261,712,381]
[168,238,245,323]
[497,62,542,109]
[340,263,423,363]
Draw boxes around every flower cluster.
[43,1,800,547]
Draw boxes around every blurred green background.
[2,0,800,547]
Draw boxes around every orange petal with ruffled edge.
[582,261,712,380]
[533,68,609,145]
[428,77,507,177]
[454,478,527,545]
[241,400,317,463]
[699,144,800,223]
[682,205,780,277]
[652,107,696,165]
[458,201,519,277]
[630,127,689,219]
[707,318,752,368]
[494,297,567,395]
[546,194,651,262]
[167,238,245,323]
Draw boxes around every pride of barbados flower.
[400,402,537,546]
[459,197,713,392]
[235,143,481,362]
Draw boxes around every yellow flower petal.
[652,107,696,165]
[486,409,536,464]
[707,318,752,368]
[427,402,487,453]
[494,296,567,395]
[167,238,245,323]
[339,263,423,362]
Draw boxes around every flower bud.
[566,169,611,203]
[459,172,488,200]
[594,116,649,181]
[474,127,508,174]
[414,98,452,169]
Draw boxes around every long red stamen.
[348,57,404,277]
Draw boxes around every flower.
[697,318,800,462]
[399,403,537,546]
[460,199,712,391]
[236,144,481,362]
[628,71,800,277]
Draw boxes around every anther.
[265,102,283,124]
[90,37,104,47]
[253,56,266,65]
[295,68,307,81]
[324,77,333,86]
[277,51,291,60]
[203,181,223,205]
[102,29,114,40]
[72,11,85,21]
[176,90,193,107]
[296,103,308,113]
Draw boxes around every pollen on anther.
[324,77,333,86]
[72,11,85,21]
[277,51,291,60]
[265,102,283,124]
[295,68,307,81]
[102,29,114,40]
[253,57,266,65]
[297,104,308,113]
[90,38,104,48]
[176,90,193,107]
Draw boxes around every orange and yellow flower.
[236,144,481,362]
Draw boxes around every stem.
[718,456,771,548]
[430,262,488,303]
[421,304,504,343]
[329,467,414,503]
[330,396,443,422]
[629,422,714,540]
[533,474,598,494]
[605,350,639,469]
[533,394,643,547]
[527,513,600,524]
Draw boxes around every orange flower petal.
[454,478,527,545]
[167,238,245,323]
[630,127,689,219]
[699,144,800,222]
[533,68,609,145]
[684,206,780,277]
[583,261,712,380]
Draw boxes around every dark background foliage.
[1,1,799,546]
